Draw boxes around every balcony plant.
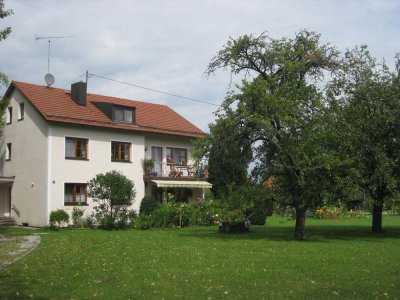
[143,158,154,176]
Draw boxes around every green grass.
[0,216,399,299]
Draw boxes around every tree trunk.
[372,202,384,233]
[294,207,306,239]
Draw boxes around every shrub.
[88,170,136,229]
[219,209,246,223]
[116,208,130,228]
[72,206,85,228]
[139,196,159,216]
[152,205,171,228]
[133,215,152,230]
[187,201,217,226]
[168,201,190,227]
[315,206,342,219]
[49,209,69,228]
[82,215,95,228]
[128,209,138,219]
[222,184,273,225]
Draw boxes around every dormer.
[112,105,134,123]
[93,102,135,124]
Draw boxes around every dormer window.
[112,105,133,123]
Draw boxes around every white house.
[0,81,211,227]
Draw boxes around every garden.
[1,171,399,299]
[1,215,399,299]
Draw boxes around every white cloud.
[1,0,399,131]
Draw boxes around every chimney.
[71,82,87,106]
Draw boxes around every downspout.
[46,125,53,225]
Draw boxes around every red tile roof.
[6,81,205,138]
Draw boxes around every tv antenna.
[35,35,74,86]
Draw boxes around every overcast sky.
[1,0,399,131]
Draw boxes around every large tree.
[201,30,341,239]
[192,107,252,197]
[0,0,13,125]
[0,0,13,87]
[332,46,400,233]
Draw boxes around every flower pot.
[219,221,250,233]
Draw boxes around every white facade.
[0,88,199,226]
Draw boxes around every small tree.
[49,209,69,229]
[88,170,136,229]
[139,196,159,216]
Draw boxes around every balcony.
[143,162,208,180]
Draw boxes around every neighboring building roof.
[5,81,205,138]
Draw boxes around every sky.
[1,0,399,132]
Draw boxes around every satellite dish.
[45,73,55,87]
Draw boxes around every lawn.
[0,215,399,299]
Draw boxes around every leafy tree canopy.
[198,30,343,239]
[330,46,400,232]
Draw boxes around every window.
[18,103,24,120]
[6,107,12,124]
[65,137,88,159]
[112,105,133,123]
[151,147,162,163]
[5,143,11,161]
[166,147,187,165]
[64,183,87,205]
[111,141,131,162]
[151,146,163,174]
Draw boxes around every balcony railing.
[143,162,208,179]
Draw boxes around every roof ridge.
[13,80,170,108]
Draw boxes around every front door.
[0,185,11,217]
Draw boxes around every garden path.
[0,233,41,270]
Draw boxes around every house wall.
[0,88,206,225]
[49,125,146,218]
[0,89,49,226]
[144,133,195,165]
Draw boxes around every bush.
[166,201,190,227]
[219,209,246,223]
[187,201,217,226]
[315,206,342,219]
[139,196,159,216]
[152,205,171,228]
[223,184,273,225]
[83,215,95,228]
[49,209,69,228]
[88,170,136,229]
[133,215,152,230]
[72,206,85,228]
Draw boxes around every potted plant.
[218,209,250,233]
[143,158,154,176]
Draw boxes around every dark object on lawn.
[219,220,250,233]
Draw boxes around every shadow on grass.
[0,273,50,300]
[178,224,400,243]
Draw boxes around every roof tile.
[9,81,204,138]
